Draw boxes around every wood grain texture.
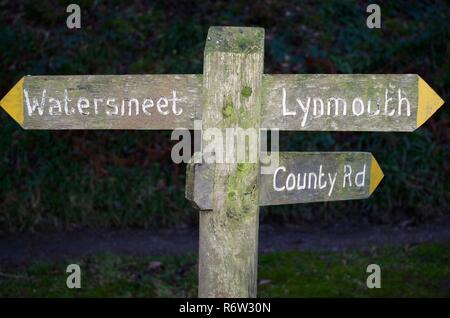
[187,152,382,209]
[198,26,264,298]
[261,74,419,131]
[22,75,202,129]
[185,153,211,210]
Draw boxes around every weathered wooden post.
[198,27,264,297]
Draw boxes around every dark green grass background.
[2,244,449,297]
[0,0,449,234]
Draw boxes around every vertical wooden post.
[199,26,264,297]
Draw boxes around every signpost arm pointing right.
[417,76,445,128]
[369,155,384,195]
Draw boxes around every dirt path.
[1,217,449,266]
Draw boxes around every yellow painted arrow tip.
[369,155,384,195]
[417,76,444,128]
[0,77,24,125]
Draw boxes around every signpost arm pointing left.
[0,77,24,125]
[1,75,203,129]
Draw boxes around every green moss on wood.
[224,163,258,220]
[205,26,264,54]
[222,99,238,125]
[199,26,263,297]
[241,85,252,98]
[228,191,236,201]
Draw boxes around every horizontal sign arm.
[1,74,443,131]
[261,74,444,131]
[0,75,203,129]
[186,152,384,210]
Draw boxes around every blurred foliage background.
[0,0,448,234]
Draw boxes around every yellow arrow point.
[369,155,384,195]
[417,76,444,128]
[0,77,24,125]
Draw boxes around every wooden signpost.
[0,26,445,298]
